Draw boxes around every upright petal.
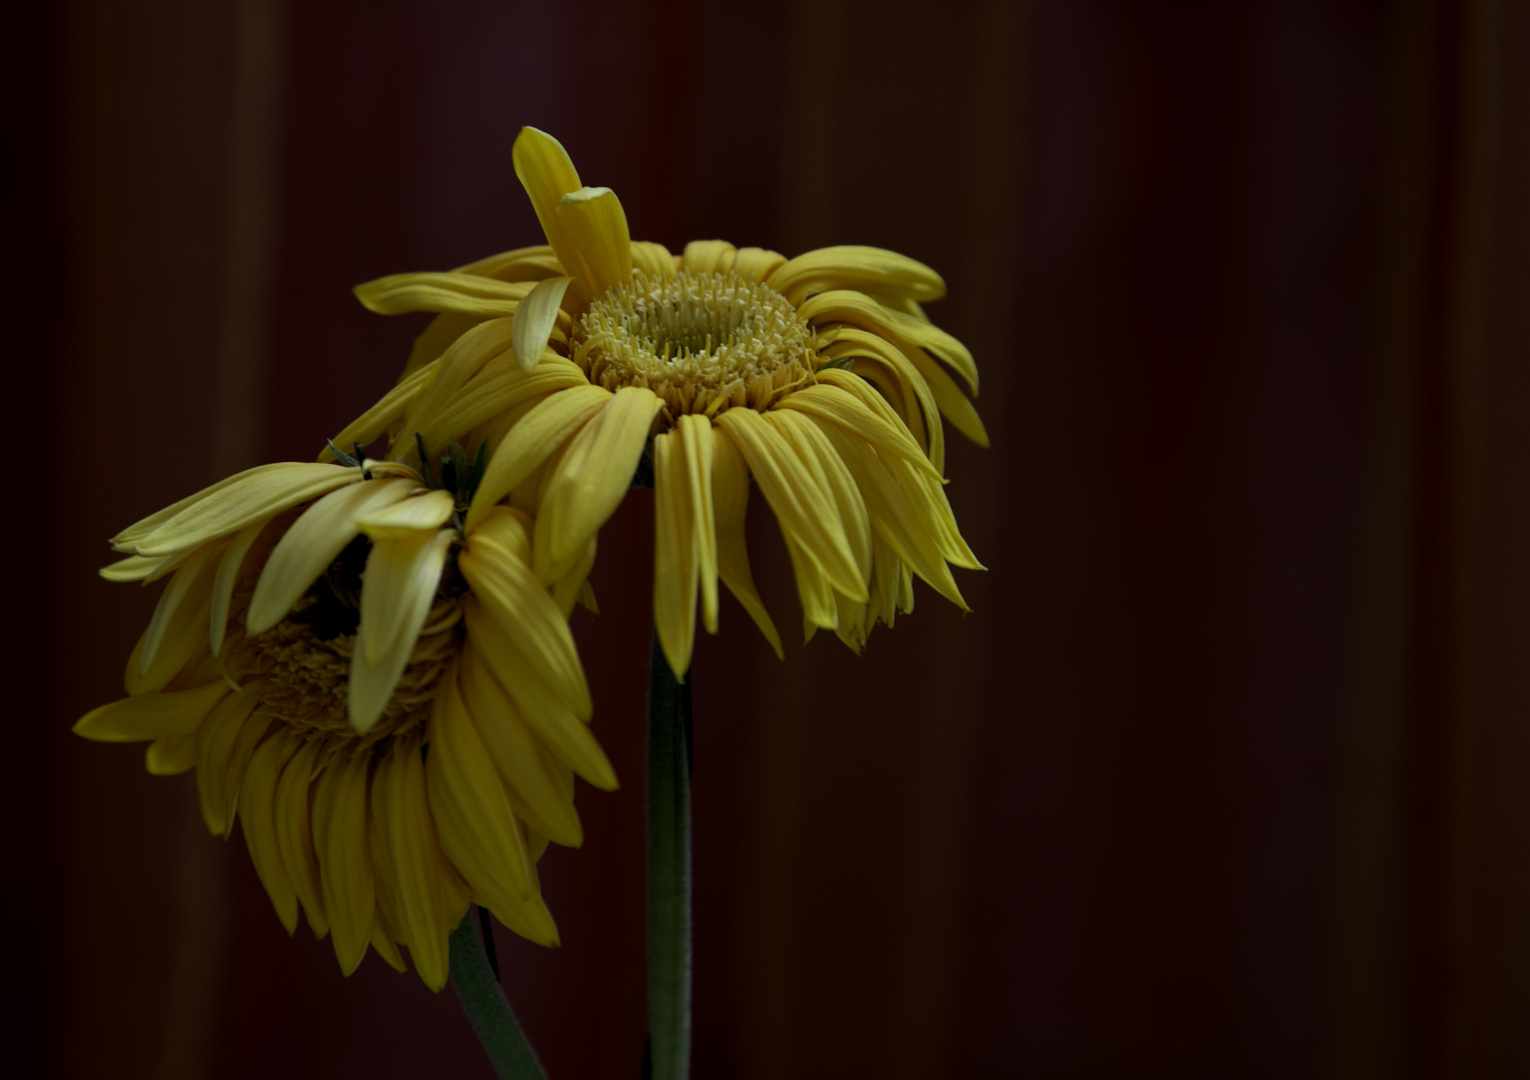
[512,126,595,285]
[555,186,633,297]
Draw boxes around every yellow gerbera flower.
[75,452,615,990]
[343,127,987,677]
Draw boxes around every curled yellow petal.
[555,186,632,298]
[75,680,231,743]
[512,276,575,375]
[356,489,455,541]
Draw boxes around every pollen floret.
[573,270,819,421]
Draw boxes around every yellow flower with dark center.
[341,127,988,677]
[75,455,614,990]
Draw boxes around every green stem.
[449,910,548,1080]
[646,628,693,1080]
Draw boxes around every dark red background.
[7,1,1530,1076]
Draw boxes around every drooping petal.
[377,742,455,991]
[410,357,590,462]
[714,407,866,603]
[193,686,261,835]
[512,276,575,375]
[818,335,945,471]
[678,415,719,634]
[452,244,562,281]
[459,644,582,848]
[241,731,303,935]
[350,529,454,734]
[459,537,591,720]
[555,186,632,298]
[246,477,413,635]
[767,245,947,308]
[710,426,783,658]
[425,670,533,903]
[210,521,267,656]
[652,430,697,678]
[512,126,595,285]
[797,288,979,397]
[777,377,942,479]
[466,384,613,531]
[395,317,519,441]
[533,386,662,583]
[140,544,219,676]
[74,680,231,743]
[461,599,617,790]
[312,753,376,975]
[125,463,361,557]
[354,273,534,319]
[767,409,873,588]
[274,738,329,939]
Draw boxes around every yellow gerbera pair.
[77,126,985,989]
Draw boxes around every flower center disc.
[573,270,819,420]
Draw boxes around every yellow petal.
[797,288,979,396]
[241,731,302,935]
[903,345,990,448]
[512,276,575,375]
[681,240,737,274]
[350,529,454,733]
[378,742,453,991]
[461,599,617,790]
[312,754,376,975]
[320,359,439,462]
[127,464,360,558]
[630,240,675,277]
[354,272,533,318]
[466,384,613,532]
[459,537,591,719]
[275,738,329,939]
[246,477,413,635]
[766,409,873,587]
[652,430,697,679]
[552,537,597,620]
[409,357,589,463]
[425,670,533,902]
[678,415,718,633]
[193,687,261,836]
[512,126,595,285]
[210,521,267,656]
[100,552,182,583]
[767,245,946,308]
[714,407,866,602]
[816,353,942,472]
[453,243,562,280]
[555,186,632,297]
[146,731,199,775]
[731,247,787,282]
[75,680,231,743]
[710,426,782,658]
[460,645,582,847]
[356,489,455,541]
[778,378,942,479]
[533,386,662,583]
[470,505,533,563]
[140,544,219,676]
[394,317,518,441]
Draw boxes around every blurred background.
[7,0,1530,1076]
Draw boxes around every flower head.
[76,452,613,989]
[345,127,987,677]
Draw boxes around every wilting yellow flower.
[343,127,987,677]
[76,454,614,989]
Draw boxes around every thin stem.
[448,911,548,1080]
[478,905,501,980]
[645,628,693,1080]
